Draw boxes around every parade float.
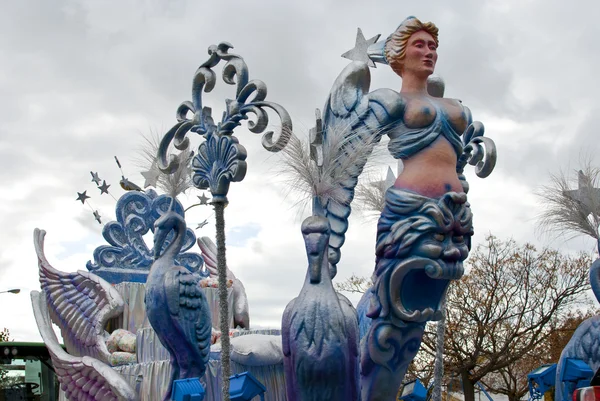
[30,16,498,401]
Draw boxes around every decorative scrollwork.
[457,121,497,178]
[157,42,293,185]
[364,321,424,372]
[359,319,425,400]
[86,190,205,283]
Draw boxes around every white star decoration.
[371,166,397,191]
[141,168,160,188]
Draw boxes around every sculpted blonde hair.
[385,17,439,77]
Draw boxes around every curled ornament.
[364,321,424,372]
[158,42,292,177]
[457,121,497,178]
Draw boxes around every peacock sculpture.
[282,215,360,401]
[145,201,212,401]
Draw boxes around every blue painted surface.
[558,358,594,401]
[171,378,205,401]
[528,363,556,400]
[555,259,600,401]
[398,379,427,401]
[86,190,205,284]
[359,188,472,401]
[229,371,266,401]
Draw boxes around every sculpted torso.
[383,26,470,198]
[394,95,469,197]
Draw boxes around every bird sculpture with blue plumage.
[282,215,360,401]
[145,200,212,401]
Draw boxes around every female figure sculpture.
[356,17,482,401]
[309,16,494,400]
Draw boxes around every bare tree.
[334,273,372,294]
[480,309,598,401]
[420,236,593,401]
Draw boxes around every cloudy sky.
[1,0,599,342]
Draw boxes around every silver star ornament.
[198,193,210,205]
[76,191,90,204]
[90,171,101,185]
[98,180,111,195]
[341,28,381,67]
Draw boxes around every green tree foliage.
[0,328,13,389]
[0,328,9,342]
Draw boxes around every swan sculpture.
[31,228,136,400]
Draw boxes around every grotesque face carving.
[371,191,472,322]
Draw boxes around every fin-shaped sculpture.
[198,236,250,329]
[31,291,136,401]
[318,61,404,276]
[34,228,124,363]
[282,216,360,401]
[145,205,212,401]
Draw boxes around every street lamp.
[0,289,20,295]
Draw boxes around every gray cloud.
[1,0,599,342]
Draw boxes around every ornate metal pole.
[157,42,292,400]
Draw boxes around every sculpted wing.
[31,291,136,401]
[164,269,212,367]
[197,236,220,277]
[198,236,250,328]
[337,292,360,361]
[320,61,404,273]
[34,228,124,363]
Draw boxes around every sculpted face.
[402,30,437,78]
[370,192,472,322]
